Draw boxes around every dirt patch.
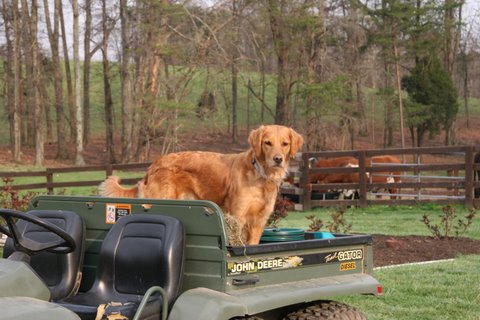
[372,235,480,267]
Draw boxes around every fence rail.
[0,162,151,194]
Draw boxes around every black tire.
[283,301,367,320]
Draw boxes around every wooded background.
[1,0,478,166]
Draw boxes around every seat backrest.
[91,213,185,307]
[3,210,85,300]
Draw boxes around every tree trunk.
[120,0,133,163]
[25,0,44,166]
[231,58,238,143]
[231,0,240,143]
[443,0,462,146]
[102,0,116,164]
[83,0,93,145]
[72,0,85,165]
[1,0,14,149]
[59,1,76,142]
[21,0,35,147]
[393,36,406,150]
[44,0,68,159]
[39,77,53,142]
[12,0,21,161]
[267,0,290,125]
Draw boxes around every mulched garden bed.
[372,234,480,267]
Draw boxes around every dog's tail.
[99,176,139,198]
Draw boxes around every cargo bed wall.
[225,234,374,293]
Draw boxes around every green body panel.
[169,274,379,320]
[0,259,50,301]
[27,195,380,319]
[0,297,80,320]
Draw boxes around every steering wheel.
[0,209,76,255]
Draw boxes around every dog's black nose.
[273,155,283,164]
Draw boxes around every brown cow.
[308,156,361,199]
[367,155,402,198]
[308,156,359,183]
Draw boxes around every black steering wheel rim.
[0,208,76,255]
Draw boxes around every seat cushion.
[58,213,185,320]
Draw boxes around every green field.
[278,204,480,240]
[0,168,143,197]
[339,255,480,320]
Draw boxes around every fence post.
[299,153,312,211]
[46,168,54,195]
[464,146,474,209]
[358,151,367,208]
[106,164,113,177]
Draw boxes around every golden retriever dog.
[99,125,304,245]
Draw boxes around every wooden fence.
[1,146,479,210]
[280,145,480,210]
[0,163,151,194]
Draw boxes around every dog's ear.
[289,128,304,158]
[249,125,265,158]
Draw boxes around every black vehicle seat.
[3,210,86,300]
[58,213,185,320]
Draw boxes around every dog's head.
[248,125,304,176]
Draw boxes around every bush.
[268,196,294,227]
[0,177,38,211]
[305,206,353,233]
[421,205,476,239]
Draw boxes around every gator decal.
[227,248,364,275]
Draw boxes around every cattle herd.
[306,155,402,199]
[283,151,480,204]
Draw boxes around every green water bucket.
[260,228,305,243]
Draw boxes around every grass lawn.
[277,203,480,240]
[339,255,480,320]
[0,168,143,197]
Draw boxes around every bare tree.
[21,0,44,165]
[444,0,463,145]
[231,0,241,143]
[59,1,76,141]
[101,0,116,163]
[120,0,134,162]
[73,0,85,165]
[1,0,15,152]
[12,0,21,161]
[21,0,34,147]
[44,0,68,159]
[266,0,290,125]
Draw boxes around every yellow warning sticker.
[106,203,132,224]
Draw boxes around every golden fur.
[99,125,304,245]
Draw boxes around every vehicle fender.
[0,259,50,301]
[0,297,80,320]
[168,287,247,320]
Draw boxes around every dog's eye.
[264,141,272,146]
[282,142,289,147]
